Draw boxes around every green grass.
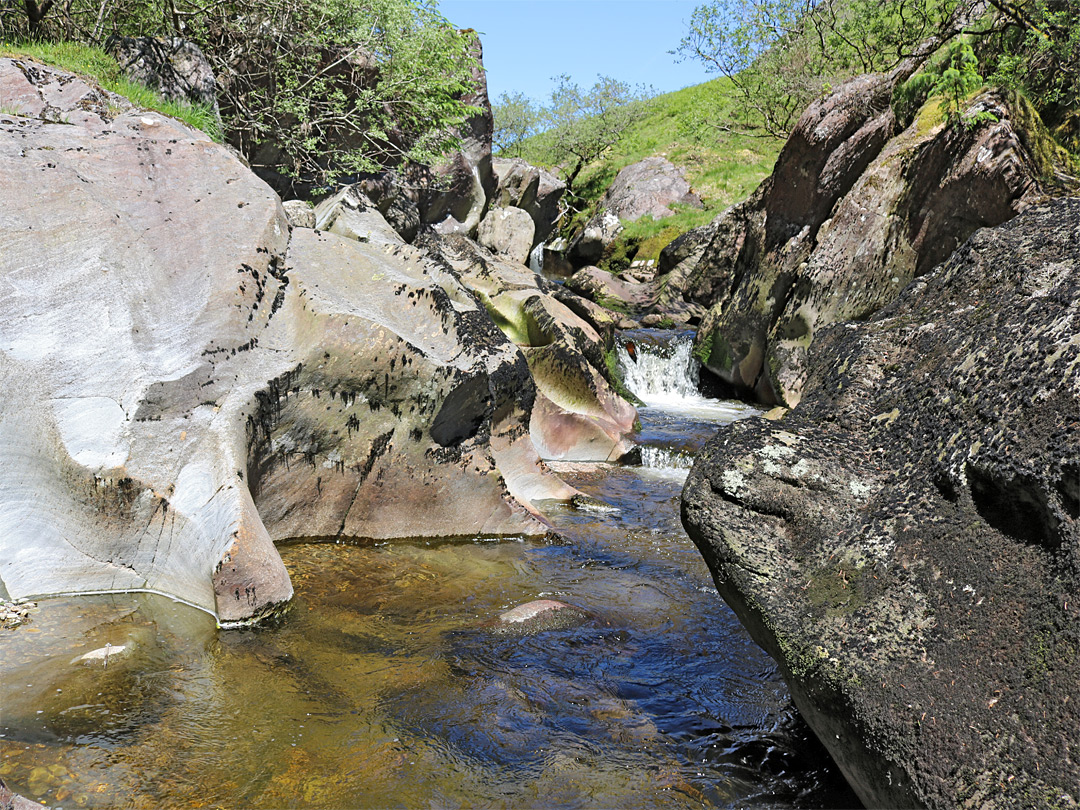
[0,41,222,141]
[513,77,782,263]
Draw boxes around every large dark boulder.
[683,199,1080,809]
[106,36,219,113]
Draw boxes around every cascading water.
[615,330,760,477]
[528,242,544,275]
[616,332,701,403]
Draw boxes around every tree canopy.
[1,0,482,193]
[676,0,1079,143]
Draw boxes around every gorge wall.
[0,57,631,627]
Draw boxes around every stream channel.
[0,330,860,809]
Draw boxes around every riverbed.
[0,333,859,808]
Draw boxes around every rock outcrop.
[683,199,1080,809]
[667,74,1070,405]
[491,157,566,246]
[568,157,702,268]
[0,58,571,627]
[419,233,638,462]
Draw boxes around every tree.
[542,74,651,195]
[1,0,482,194]
[676,0,966,137]
[492,90,541,157]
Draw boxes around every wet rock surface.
[682,199,1080,809]
[419,232,637,462]
[488,598,591,635]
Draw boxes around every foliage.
[896,37,983,125]
[538,74,652,196]
[677,0,1079,149]
[0,40,222,139]
[984,0,1080,146]
[0,0,481,194]
[492,90,541,158]
[675,0,964,137]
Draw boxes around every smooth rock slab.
[0,59,571,626]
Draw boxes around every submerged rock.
[683,199,1080,809]
[490,599,590,635]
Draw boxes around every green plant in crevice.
[894,38,989,128]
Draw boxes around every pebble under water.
[0,332,861,809]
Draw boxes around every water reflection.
[0,356,859,808]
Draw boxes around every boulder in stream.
[490,599,590,636]
[683,199,1080,809]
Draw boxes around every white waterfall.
[529,242,544,275]
[615,334,701,404]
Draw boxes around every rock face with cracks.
[0,58,569,626]
[667,73,1069,406]
[682,199,1080,809]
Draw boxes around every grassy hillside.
[513,77,784,266]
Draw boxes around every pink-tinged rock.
[491,599,590,635]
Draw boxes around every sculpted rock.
[421,233,637,462]
[564,266,656,315]
[683,200,1080,809]
[477,205,535,264]
[685,77,1067,406]
[106,36,219,113]
[491,157,566,245]
[0,59,569,627]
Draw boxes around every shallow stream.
[0,331,859,808]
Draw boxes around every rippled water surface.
[1,336,859,809]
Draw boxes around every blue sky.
[438,1,716,103]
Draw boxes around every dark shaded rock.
[106,36,219,113]
[417,33,495,237]
[683,199,1080,810]
[568,210,622,267]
